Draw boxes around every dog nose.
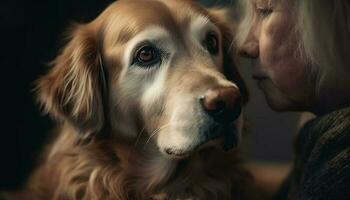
[199,86,241,123]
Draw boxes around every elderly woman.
[236,0,350,199]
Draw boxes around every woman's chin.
[259,80,304,112]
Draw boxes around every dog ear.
[209,8,249,103]
[36,24,106,139]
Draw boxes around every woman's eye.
[133,45,161,67]
[257,8,273,17]
[203,32,219,55]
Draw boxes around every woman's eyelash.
[257,7,273,17]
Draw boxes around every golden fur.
[12,0,260,199]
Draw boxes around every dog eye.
[203,32,219,55]
[134,45,161,67]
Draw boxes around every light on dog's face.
[152,16,242,158]
[104,1,242,159]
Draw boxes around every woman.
[236,0,350,199]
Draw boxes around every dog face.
[37,0,247,159]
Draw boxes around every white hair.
[297,0,350,75]
[235,0,253,49]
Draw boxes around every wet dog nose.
[199,86,242,123]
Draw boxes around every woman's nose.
[238,41,259,58]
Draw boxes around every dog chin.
[158,120,239,160]
[161,133,232,160]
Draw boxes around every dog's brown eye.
[134,45,160,67]
[138,47,153,62]
[203,32,219,55]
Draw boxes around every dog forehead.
[99,0,209,41]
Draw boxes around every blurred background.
[1,0,300,190]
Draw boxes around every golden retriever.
[11,0,259,199]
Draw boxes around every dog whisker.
[134,126,146,148]
[144,123,171,147]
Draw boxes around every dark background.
[1,0,114,189]
[0,0,298,190]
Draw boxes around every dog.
[12,0,258,199]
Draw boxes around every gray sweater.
[274,107,350,200]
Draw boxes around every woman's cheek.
[273,61,308,95]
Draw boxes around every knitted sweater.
[274,107,350,200]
